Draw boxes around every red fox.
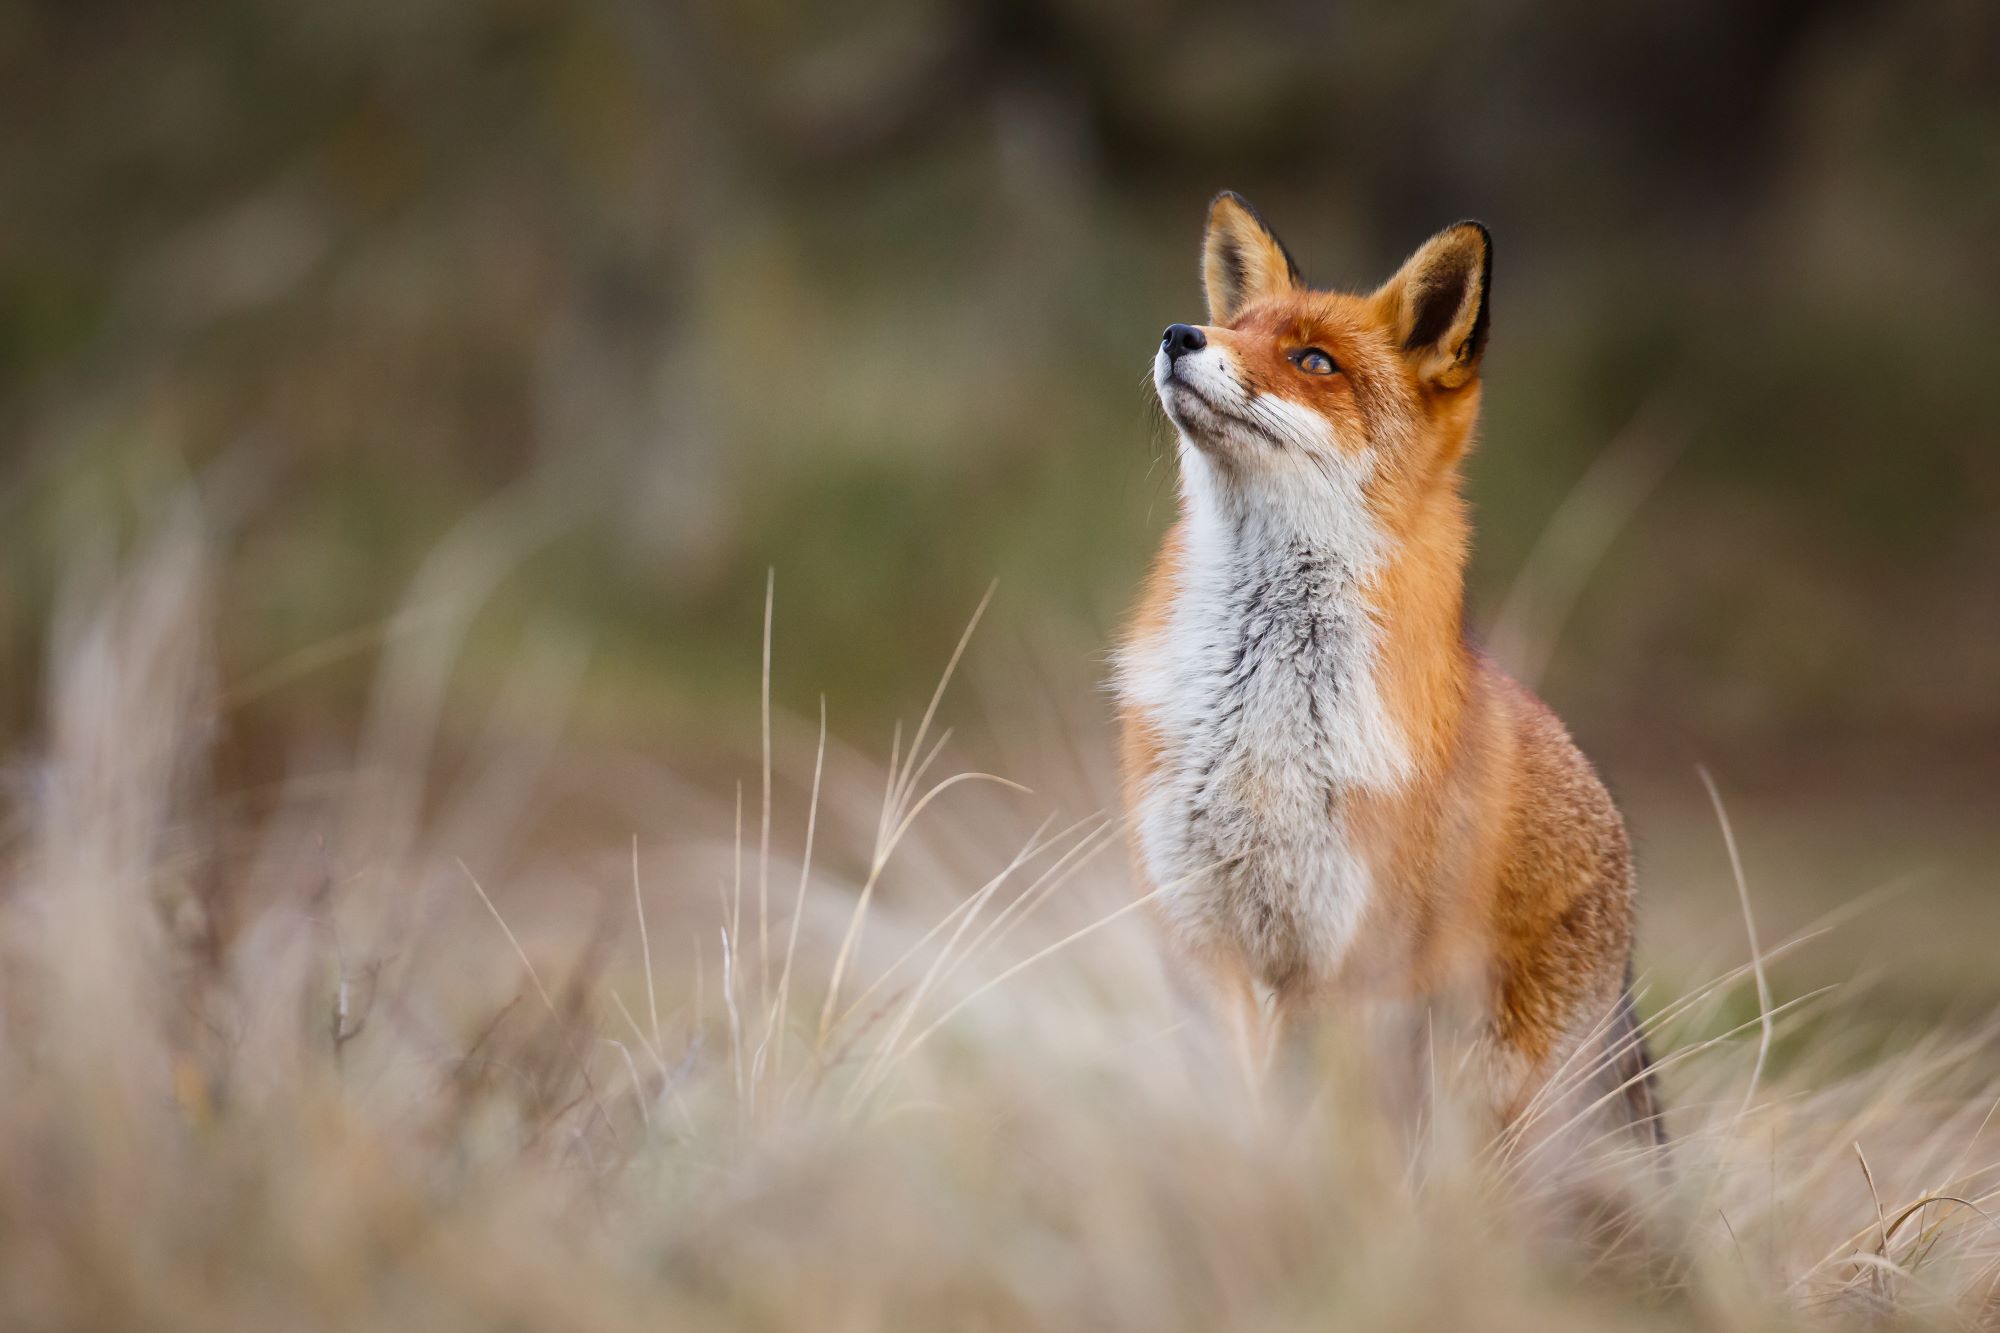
[1117,193,1663,1146]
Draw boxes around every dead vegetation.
[2,513,1998,1332]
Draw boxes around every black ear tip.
[1448,219,1491,253]
[1203,190,1305,299]
[1446,220,1492,316]
[1461,222,1493,357]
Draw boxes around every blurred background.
[3,1,1996,1002]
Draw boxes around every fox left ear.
[1202,192,1304,324]
[1379,222,1491,390]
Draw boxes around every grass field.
[3,509,1999,1332]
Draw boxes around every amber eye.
[1292,348,1337,376]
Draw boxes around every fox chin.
[1116,192,1664,1152]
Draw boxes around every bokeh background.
[4,1,1997,1002]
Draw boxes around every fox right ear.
[1202,192,1303,324]
[1378,221,1492,390]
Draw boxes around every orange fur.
[1119,197,1662,1145]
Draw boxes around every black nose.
[1161,323,1207,359]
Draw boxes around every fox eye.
[1292,348,1337,376]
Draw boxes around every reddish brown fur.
[1121,199,1660,1142]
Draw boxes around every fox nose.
[1161,323,1207,359]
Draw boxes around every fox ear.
[1202,192,1303,324]
[1379,222,1491,390]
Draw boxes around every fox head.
[1155,193,1491,540]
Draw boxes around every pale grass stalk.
[1854,1146,1891,1305]
[891,581,997,818]
[601,1038,652,1131]
[898,822,1136,1047]
[878,883,1169,1070]
[1883,1195,1997,1254]
[855,818,1124,1051]
[875,719,904,854]
[1498,926,1829,1155]
[1555,1020,1952,1289]
[1941,1093,2000,1192]
[1632,766,1778,1289]
[1501,769,1784,1222]
[729,779,745,1114]
[1571,864,1928,1120]
[609,990,667,1073]
[1791,1052,2000,1287]
[731,782,743,972]
[1772,1100,2000,1299]
[693,935,706,1037]
[953,817,1127,973]
[633,835,661,1058]
[612,990,698,1137]
[1497,986,1837,1188]
[1509,769,1830,1154]
[720,925,745,1121]
[1922,1091,2000,1256]
[1699,766,1773,1121]
[810,764,1031,1038]
[759,569,774,1012]
[893,727,956,830]
[851,875,1182,1108]
[762,696,827,1090]
[1836,1250,1931,1299]
[1961,1216,2000,1306]
[832,812,1104,1033]
[819,584,996,1038]
[458,858,556,1015]
[1491,984,1637,1158]
[848,816,1060,1091]
[458,857,620,1150]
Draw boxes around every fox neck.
[1175,446,1472,786]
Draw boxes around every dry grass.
[3,510,1999,1332]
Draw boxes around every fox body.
[1117,194,1661,1142]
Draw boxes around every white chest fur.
[1117,450,1411,990]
